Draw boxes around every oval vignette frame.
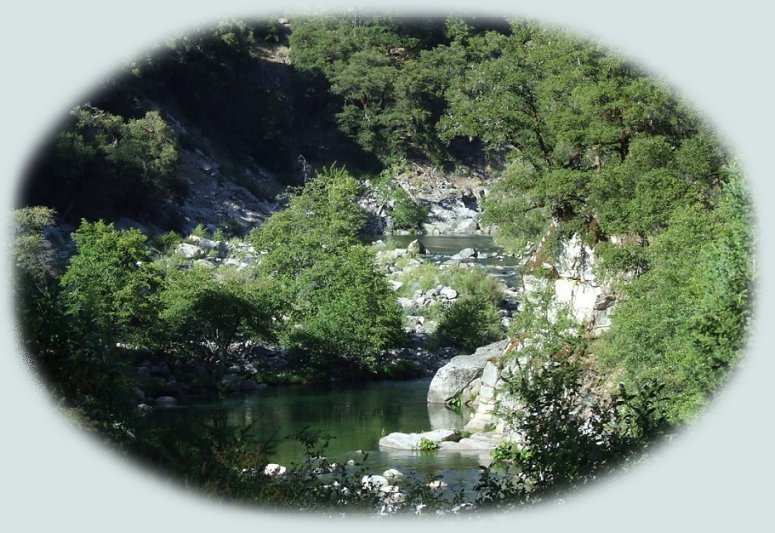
[1,1,771,532]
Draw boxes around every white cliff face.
[530,233,616,336]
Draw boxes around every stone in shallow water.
[378,428,460,450]
[361,475,389,490]
[383,468,405,482]
[154,396,178,407]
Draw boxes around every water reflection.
[151,379,489,476]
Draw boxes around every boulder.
[175,243,204,259]
[407,239,427,255]
[154,396,178,407]
[131,386,146,403]
[555,233,596,281]
[438,434,500,451]
[188,235,228,258]
[383,469,405,482]
[361,475,389,490]
[439,286,458,300]
[263,464,287,478]
[454,247,478,259]
[378,429,460,450]
[427,339,509,403]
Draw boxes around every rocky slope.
[360,166,495,236]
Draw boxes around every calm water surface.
[153,379,489,487]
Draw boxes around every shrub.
[390,188,429,231]
[432,294,505,352]
[419,437,440,451]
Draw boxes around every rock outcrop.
[424,232,620,445]
[426,340,509,404]
[360,170,492,236]
[521,233,617,336]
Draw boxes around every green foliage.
[432,294,505,352]
[26,106,180,223]
[418,437,440,451]
[490,441,521,467]
[253,165,405,376]
[389,187,428,231]
[596,169,754,422]
[13,207,63,368]
[13,206,58,286]
[251,165,367,283]
[158,266,280,361]
[281,245,405,374]
[124,20,294,173]
[481,160,551,253]
[191,223,207,238]
[149,231,183,255]
[60,220,161,347]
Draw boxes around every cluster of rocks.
[425,339,522,438]
[173,235,261,271]
[131,341,287,412]
[258,459,458,509]
[398,285,459,310]
[175,144,282,235]
[419,232,622,444]
[360,171,495,236]
[378,428,500,453]
[376,240,519,336]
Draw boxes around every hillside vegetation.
[13,16,754,513]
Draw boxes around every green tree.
[13,207,62,361]
[432,294,504,353]
[389,187,428,231]
[158,265,280,366]
[251,165,368,283]
[596,168,754,422]
[282,245,406,374]
[26,106,180,222]
[59,220,161,348]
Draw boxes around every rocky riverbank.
[382,231,622,460]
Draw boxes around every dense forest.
[13,16,754,514]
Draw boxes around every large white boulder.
[427,339,509,404]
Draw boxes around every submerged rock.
[362,475,389,490]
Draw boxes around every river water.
[152,235,516,488]
[380,234,521,289]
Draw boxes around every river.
[152,235,515,489]
[380,233,521,288]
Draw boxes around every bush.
[157,266,280,364]
[432,294,504,352]
[281,246,406,375]
[390,188,429,231]
[419,437,440,451]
